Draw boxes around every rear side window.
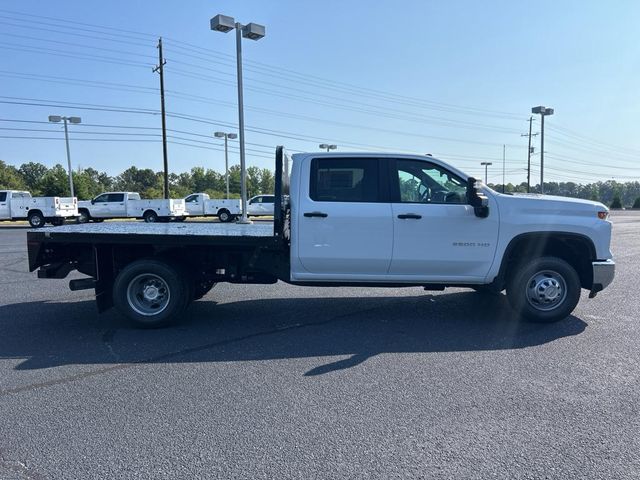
[0,192,6,202]
[262,196,275,203]
[109,194,125,202]
[310,158,379,202]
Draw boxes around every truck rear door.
[296,156,393,276]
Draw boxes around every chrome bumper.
[590,259,615,296]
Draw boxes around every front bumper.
[591,259,615,295]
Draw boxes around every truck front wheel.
[77,210,90,224]
[506,256,581,323]
[113,259,191,328]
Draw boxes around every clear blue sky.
[1,0,639,185]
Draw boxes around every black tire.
[143,210,158,223]
[218,209,232,223]
[50,218,65,227]
[113,259,191,328]
[28,211,45,228]
[77,209,90,224]
[506,256,581,323]
[93,218,105,223]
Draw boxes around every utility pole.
[502,145,506,193]
[532,106,554,194]
[521,117,538,193]
[153,37,169,199]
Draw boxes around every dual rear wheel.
[113,259,215,328]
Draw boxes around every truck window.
[262,196,275,203]
[0,192,6,202]
[394,159,466,204]
[108,193,125,202]
[185,195,198,203]
[128,193,141,200]
[251,196,262,204]
[310,158,379,202]
[94,194,108,203]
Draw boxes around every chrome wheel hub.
[127,273,170,316]
[526,270,567,311]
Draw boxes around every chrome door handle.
[304,211,328,218]
[397,213,422,219]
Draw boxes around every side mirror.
[91,199,96,205]
[466,177,489,218]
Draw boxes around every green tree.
[39,165,70,196]
[18,162,48,193]
[632,197,640,209]
[610,195,623,209]
[115,166,162,196]
[0,160,26,190]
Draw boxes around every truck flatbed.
[28,221,277,249]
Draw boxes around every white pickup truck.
[77,192,186,223]
[247,194,275,217]
[184,193,241,222]
[28,147,615,328]
[0,190,77,227]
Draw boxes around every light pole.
[319,143,337,152]
[480,162,492,184]
[48,115,81,198]
[532,105,554,194]
[211,14,265,224]
[214,132,238,199]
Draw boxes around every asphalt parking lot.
[1,213,639,479]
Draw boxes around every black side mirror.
[466,177,489,218]
[91,199,96,205]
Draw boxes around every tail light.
[597,211,609,220]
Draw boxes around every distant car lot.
[0,211,639,479]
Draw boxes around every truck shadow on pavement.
[0,291,587,377]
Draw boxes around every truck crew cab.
[28,147,615,327]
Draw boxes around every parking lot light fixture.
[211,13,266,224]
[214,131,238,199]
[48,115,81,198]
[319,144,337,152]
[480,162,492,184]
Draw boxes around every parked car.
[77,192,186,223]
[184,193,241,222]
[247,194,275,217]
[0,190,77,227]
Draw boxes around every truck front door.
[296,157,393,276]
[388,158,499,281]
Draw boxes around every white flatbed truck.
[28,147,615,327]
